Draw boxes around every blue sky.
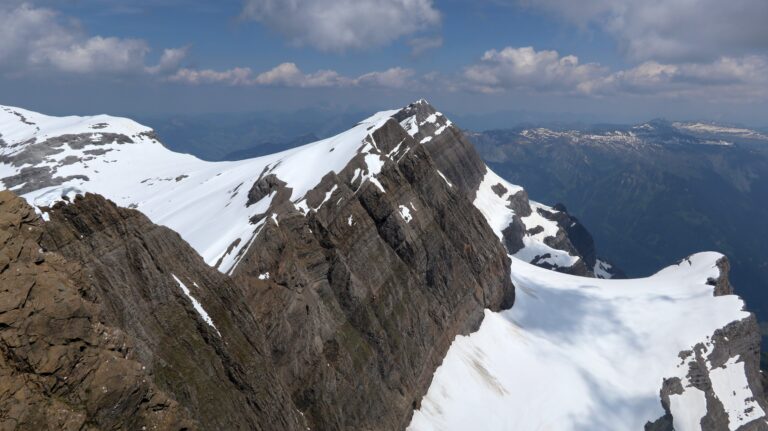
[1,0,767,126]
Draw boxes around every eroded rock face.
[233,118,515,430]
[0,191,304,430]
[0,133,137,195]
[394,101,487,199]
[395,101,621,278]
[0,191,195,430]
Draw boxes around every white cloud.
[0,3,184,75]
[168,67,255,86]
[355,67,415,89]
[588,56,768,100]
[240,0,440,51]
[463,46,605,94]
[252,62,348,87]
[34,36,150,73]
[463,45,768,102]
[146,47,189,75]
[169,62,416,89]
[518,0,768,62]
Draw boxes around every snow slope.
[673,122,768,141]
[0,105,396,274]
[409,252,762,430]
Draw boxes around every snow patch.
[594,259,614,279]
[437,170,453,188]
[709,356,766,429]
[172,274,221,337]
[399,205,413,223]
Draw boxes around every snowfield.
[409,252,762,431]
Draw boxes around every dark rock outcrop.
[0,191,305,430]
[395,101,487,199]
[396,101,621,278]
[233,118,515,430]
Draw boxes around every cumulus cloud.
[355,67,415,89]
[463,46,605,94]
[0,3,185,75]
[252,63,348,87]
[169,62,416,89]
[146,47,190,75]
[240,0,440,51]
[34,36,151,73]
[462,45,768,101]
[167,67,255,86]
[518,0,768,62]
[589,56,768,100]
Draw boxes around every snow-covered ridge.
[0,103,398,274]
[393,100,592,275]
[2,100,579,277]
[503,121,767,150]
[0,105,154,148]
[518,127,648,149]
[673,122,768,141]
[410,252,764,430]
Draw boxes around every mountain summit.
[1,101,766,430]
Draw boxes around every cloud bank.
[240,0,440,51]
[462,46,768,101]
[169,63,416,89]
[0,3,185,75]
[518,0,768,62]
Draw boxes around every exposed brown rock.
[233,118,515,430]
[0,190,194,430]
[0,191,305,430]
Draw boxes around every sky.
[1,0,767,126]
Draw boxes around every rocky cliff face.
[395,100,621,278]
[232,117,514,430]
[0,190,305,430]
